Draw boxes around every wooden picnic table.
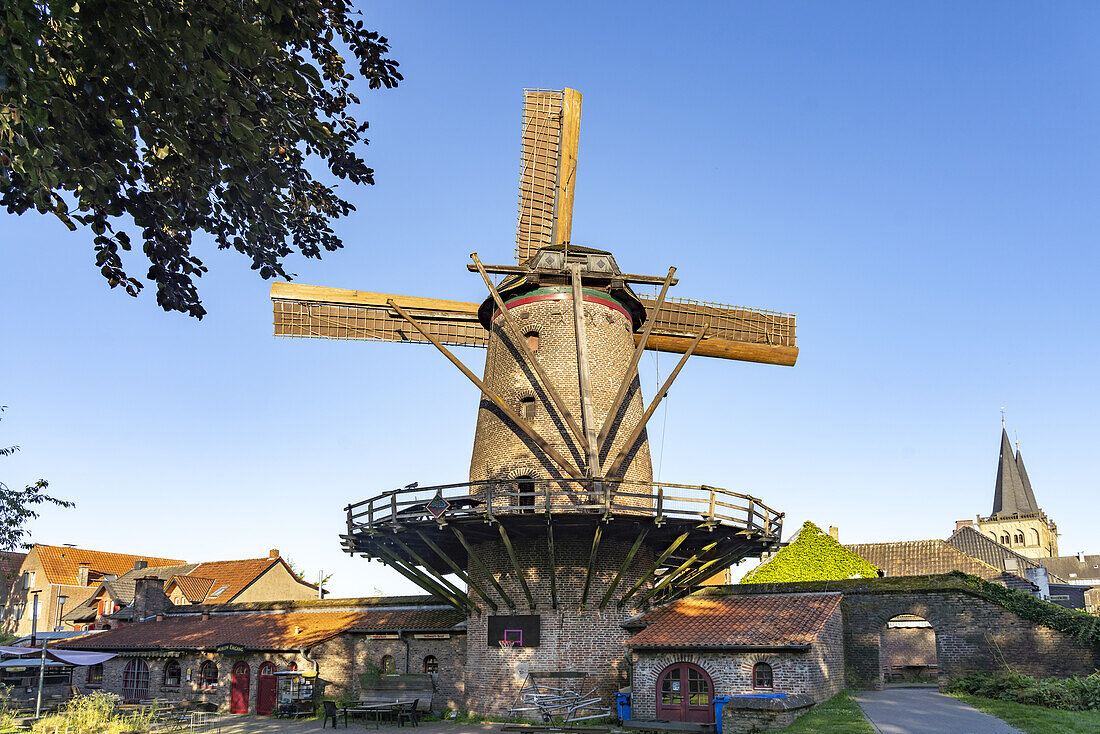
[345,700,416,728]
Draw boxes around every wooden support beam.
[451,526,516,610]
[546,522,558,611]
[634,542,719,606]
[553,89,582,246]
[388,299,584,480]
[498,523,536,610]
[386,535,475,609]
[618,532,691,608]
[415,531,498,612]
[370,543,470,612]
[642,334,798,367]
[570,264,600,476]
[596,267,676,454]
[605,325,709,478]
[599,528,650,610]
[579,524,604,610]
[674,545,747,589]
[471,253,587,452]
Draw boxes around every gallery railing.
[345,477,783,539]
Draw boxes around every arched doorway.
[121,659,149,702]
[656,662,714,723]
[230,662,251,714]
[256,663,277,716]
[881,615,937,684]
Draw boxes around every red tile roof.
[169,575,215,603]
[57,606,464,651]
[626,593,841,649]
[33,545,185,587]
[1,551,27,582]
[844,540,1038,591]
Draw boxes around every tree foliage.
[740,521,880,583]
[1,0,401,317]
[1,407,72,554]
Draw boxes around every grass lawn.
[777,690,874,733]
[952,694,1100,734]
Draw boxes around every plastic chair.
[322,700,346,728]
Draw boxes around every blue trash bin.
[713,696,731,733]
[615,692,631,723]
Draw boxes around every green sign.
[214,643,246,655]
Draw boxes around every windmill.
[270,89,798,714]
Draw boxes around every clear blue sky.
[2,3,1097,596]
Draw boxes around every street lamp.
[54,595,67,632]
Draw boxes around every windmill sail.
[515,89,582,263]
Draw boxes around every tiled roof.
[626,593,841,649]
[58,606,465,651]
[170,575,215,603]
[1,551,27,582]
[1041,555,1100,582]
[33,545,185,587]
[845,540,1037,591]
[945,527,1061,581]
[182,558,284,602]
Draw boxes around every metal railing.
[345,477,783,539]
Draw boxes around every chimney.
[955,519,975,530]
[134,560,148,571]
[78,564,90,587]
[269,549,280,559]
[131,576,173,622]
[202,611,210,621]
[1078,551,1086,563]
[828,527,839,541]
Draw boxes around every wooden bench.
[358,673,434,712]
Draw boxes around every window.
[1013,532,1024,545]
[122,659,150,702]
[380,655,395,674]
[423,656,438,674]
[516,476,535,510]
[520,396,536,420]
[753,662,773,689]
[1000,533,1010,545]
[687,666,710,705]
[87,663,104,685]
[22,572,34,590]
[163,660,181,688]
[200,661,218,689]
[524,331,539,352]
[208,585,229,599]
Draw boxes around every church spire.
[992,428,1038,516]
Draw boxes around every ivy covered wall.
[740,521,879,583]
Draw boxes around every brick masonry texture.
[464,534,656,716]
[469,297,653,493]
[841,588,1099,689]
[881,627,936,668]
[629,602,844,720]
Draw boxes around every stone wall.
[629,603,844,720]
[881,627,936,668]
[464,533,655,716]
[841,588,1099,689]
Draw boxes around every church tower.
[972,429,1059,559]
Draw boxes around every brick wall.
[881,627,936,668]
[629,604,844,720]
[842,589,1099,689]
[464,533,656,716]
[469,296,653,491]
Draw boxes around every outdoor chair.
[397,698,419,727]
[322,700,345,728]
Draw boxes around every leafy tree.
[1,407,72,554]
[1,0,401,317]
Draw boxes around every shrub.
[949,671,1100,711]
[740,521,879,583]
[31,691,152,734]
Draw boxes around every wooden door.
[257,663,277,716]
[230,662,251,714]
[656,662,714,723]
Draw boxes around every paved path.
[213,715,507,734]
[853,687,1023,734]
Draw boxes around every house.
[0,545,185,638]
[844,539,1039,593]
[0,551,28,619]
[624,592,844,733]
[56,584,466,715]
[62,550,319,629]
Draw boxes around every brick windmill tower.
[271,89,798,714]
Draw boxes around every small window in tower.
[1000,534,1010,545]
[1013,532,1024,545]
[525,331,539,352]
[516,476,535,511]
[520,396,536,420]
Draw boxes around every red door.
[656,663,714,723]
[230,662,251,714]
[257,663,277,716]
